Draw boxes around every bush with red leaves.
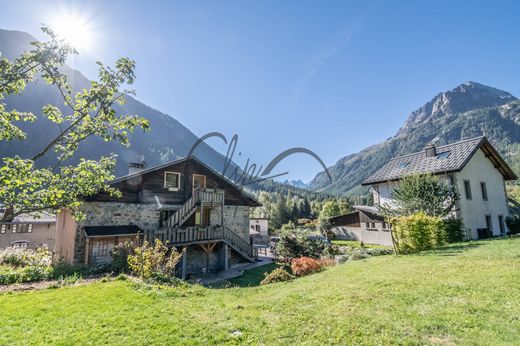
[290,257,331,277]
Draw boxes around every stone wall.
[210,205,250,241]
[72,202,160,264]
[78,202,160,230]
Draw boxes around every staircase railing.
[146,225,254,261]
[165,189,225,228]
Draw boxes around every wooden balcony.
[146,225,254,261]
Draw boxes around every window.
[365,222,370,228]
[398,162,410,169]
[0,224,6,234]
[12,241,28,249]
[464,180,472,199]
[28,224,33,233]
[436,151,451,159]
[480,182,488,200]
[255,225,261,232]
[93,240,109,257]
[498,215,505,235]
[485,215,492,232]
[11,224,17,233]
[382,222,389,230]
[164,172,180,190]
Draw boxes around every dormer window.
[164,172,180,191]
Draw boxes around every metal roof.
[362,136,517,185]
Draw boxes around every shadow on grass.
[207,263,282,289]
[415,241,485,256]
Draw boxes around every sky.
[1,0,519,182]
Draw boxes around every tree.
[0,27,149,221]
[318,200,341,220]
[379,174,459,218]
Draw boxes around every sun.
[49,12,95,52]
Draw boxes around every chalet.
[329,206,393,246]
[0,212,56,250]
[54,156,261,278]
[330,137,517,244]
[249,217,269,236]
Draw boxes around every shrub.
[0,266,52,285]
[0,246,52,268]
[349,248,370,260]
[127,239,184,280]
[444,217,465,243]
[276,231,330,261]
[291,257,324,277]
[111,240,137,273]
[260,267,294,285]
[506,216,520,236]
[390,212,446,254]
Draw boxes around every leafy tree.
[379,174,459,218]
[319,200,341,220]
[0,27,149,221]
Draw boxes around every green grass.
[226,262,281,287]
[2,238,520,345]
[332,239,390,248]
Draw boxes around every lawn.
[1,238,520,345]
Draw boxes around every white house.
[361,136,517,240]
[249,217,269,236]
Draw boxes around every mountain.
[283,179,307,189]
[308,82,520,196]
[0,29,237,177]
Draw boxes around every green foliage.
[0,245,52,267]
[390,212,446,254]
[260,267,294,285]
[505,216,520,236]
[443,217,465,243]
[0,26,149,221]
[380,174,459,218]
[275,231,330,261]
[111,240,138,273]
[0,246,53,284]
[127,239,183,280]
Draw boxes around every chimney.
[128,161,146,175]
[425,143,437,158]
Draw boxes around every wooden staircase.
[146,225,255,262]
[165,189,225,228]
[149,188,254,262]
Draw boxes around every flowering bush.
[0,245,52,268]
[0,246,53,284]
[260,267,294,285]
[127,239,184,280]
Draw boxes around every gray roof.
[353,205,379,214]
[362,136,517,185]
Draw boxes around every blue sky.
[1,0,519,182]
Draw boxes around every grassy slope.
[1,238,520,345]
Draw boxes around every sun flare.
[49,12,95,52]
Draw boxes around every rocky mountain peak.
[398,82,517,136]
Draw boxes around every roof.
[83,225,142,237]
[352,205,379,214]
[0,212,56,224]
[110,156,261,207]
[362,137,517,185]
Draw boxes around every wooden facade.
[87,156,260,207]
